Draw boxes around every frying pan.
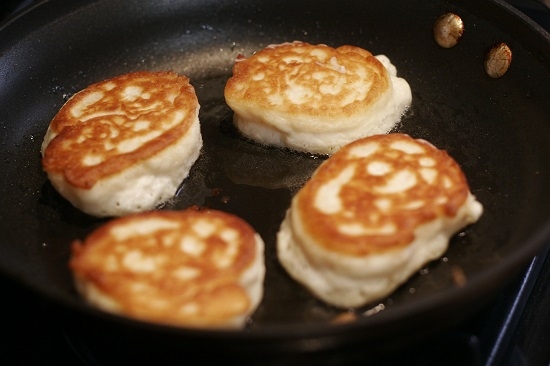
[1,0,549,363]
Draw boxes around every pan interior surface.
[0,0,549,347]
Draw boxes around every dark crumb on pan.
[330,311,358,324]
[210,188,230,203]
[451,265,467,287]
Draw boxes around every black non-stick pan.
[1,0,549,363]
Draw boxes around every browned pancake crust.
[224,41,389,118]
[70,208,258,327]
[42,71,198,189]
[296,133,470,256]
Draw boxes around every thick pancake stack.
[224,41,412,155]
[41,71,202,217]
[277,133,483,308]
[70,208,265,329]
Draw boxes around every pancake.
[224,41,412,155]
[277,133,483,308]
[70,208,265,329]
[41,71,202,217]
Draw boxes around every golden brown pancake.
[224,41,412,155]
[277,133,483,308]
[41,71,202,217]
[70,208,265,329]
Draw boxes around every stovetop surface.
[1,1,549,365]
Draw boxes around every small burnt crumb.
[221,196,230,204]
[451,265,467,287]
[331,311,357,324]
[211,188,222,196]
[188,205,204,212]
